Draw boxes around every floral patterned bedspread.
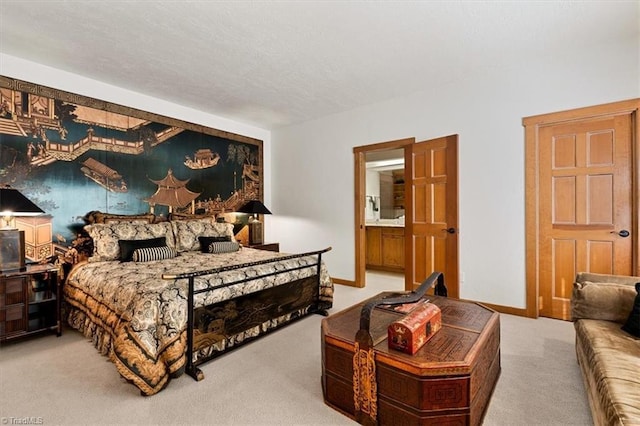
[63,247,333,395]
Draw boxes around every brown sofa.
[571,272,640,426]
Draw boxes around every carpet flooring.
[0,271,592,425]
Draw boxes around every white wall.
[271,38,640,308]
[0,53,273,207]
[3,34,638,310]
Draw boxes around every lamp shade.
[237,200,272,215]
[0,185,45,216]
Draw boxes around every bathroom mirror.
[365,149,404,222]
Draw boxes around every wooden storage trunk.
[322,294,501,425]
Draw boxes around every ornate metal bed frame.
[162,247,332,381]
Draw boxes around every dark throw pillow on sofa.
[119,237,167,262]
[621,282,640,338]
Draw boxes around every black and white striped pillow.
[131,246,177,262]
[203,241,240,254]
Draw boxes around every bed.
[62,215,333,395]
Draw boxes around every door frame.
[353,138,414,288]
[523,98,640,318]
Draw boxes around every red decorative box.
[388,301,442,354]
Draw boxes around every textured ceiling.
[0,1,638,130]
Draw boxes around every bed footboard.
[162,247,331,381]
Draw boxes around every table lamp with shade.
[237,200,271,245]
[0,185,45,272]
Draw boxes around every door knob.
[443,227,456,234]
[610,229,630,238]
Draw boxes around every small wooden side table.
[0,263,61,342]
[248,243,280,252]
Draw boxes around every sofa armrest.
[571,273,638,322]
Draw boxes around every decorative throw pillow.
[621,283,640,338]
[131,246,177,262]
[85,221,175,262]
[168,212,213,221]
[198,235,231,252]
[201,240,240,254]
[170,218,234,252]
[84,210,155,224]
[119,237,167,262]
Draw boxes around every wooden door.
[538,115,633,319]
[405,135,459,297]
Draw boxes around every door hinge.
[538,296,544,310]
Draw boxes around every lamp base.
[0,229,26,272]
[248,221,263,245]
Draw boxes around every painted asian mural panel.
[0,76,262,260]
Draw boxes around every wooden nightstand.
[248,243,280,252]
[0,263,61,342]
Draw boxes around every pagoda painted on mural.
[144,169,200,213]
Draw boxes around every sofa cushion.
[621,283,640,338]
[571,281,637,323]
[575,319,640,424]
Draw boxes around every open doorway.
[354,135,459,296]
[353,138,414,288]
[364,149,406,275]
